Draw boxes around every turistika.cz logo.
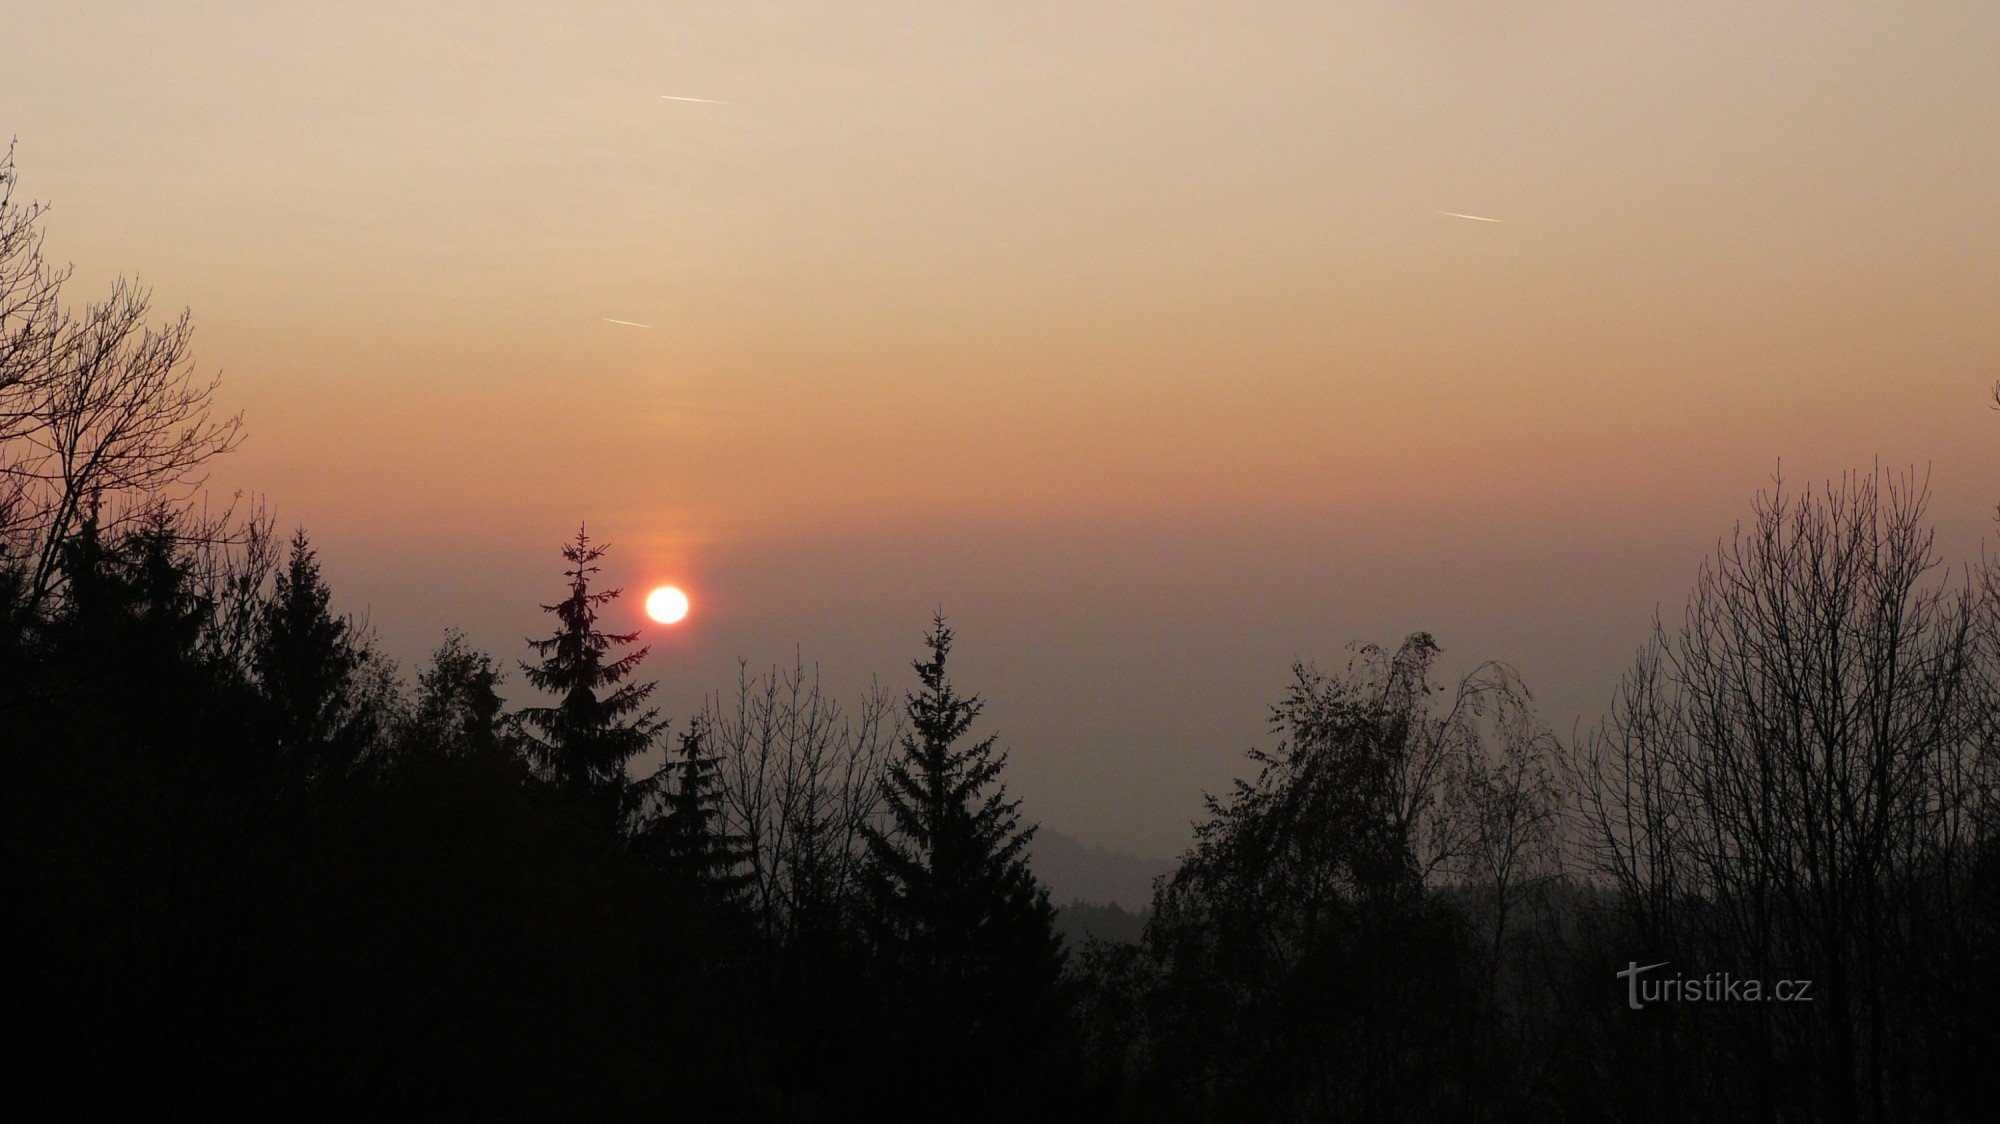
[1617,961,1815,1010]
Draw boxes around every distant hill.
[1028,827,1175,911]
[1054,899,1148,948]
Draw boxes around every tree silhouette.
[518,526,659,804]
[405,628,513,761]
[125,513,211,660]
[254,528,374,775]
[1124,634,1492,1119]
[861,614,1068,1116]
[1576,470,1995,1118]
[644,719,751,902]
[47,505,225,756]
[699,656,897,939]
[53,497,126,635]
[0,145,241,616]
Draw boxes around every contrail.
[601,318,653,328]
[661,95,732,104]
[1437,210,1504,223]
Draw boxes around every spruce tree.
[861,614,1067,1113]
[253,529,367,770]
[42,508,237,767]
[407,629,511,760]
[518,526,659,800]
[54,507,209,683]
[0,559,25,672]
[125,513,212,665]
[54,497,123,633]
[122,516,219,730]
[647,719,750,901]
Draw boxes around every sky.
[6,1,1998,857]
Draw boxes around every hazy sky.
[7,1,1998,855]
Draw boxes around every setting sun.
[644,585,691,625]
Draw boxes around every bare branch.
[0,149,242,615]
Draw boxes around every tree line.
[6,149,1999,1120]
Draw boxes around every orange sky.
[7,1,1998,854]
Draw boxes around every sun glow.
[645,585,691,625]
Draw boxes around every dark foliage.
[858,615,1076,1119]
[638,718,753,903]
[252,528,379,777]
[517,526,660,804]
[1096,635,1494,1119]
[402,627,514,761]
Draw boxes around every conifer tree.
[123,516,220,729]
[253,529,367,769]
[55,499,123,632]
[125,513,212,664]
[54,505,209,680]
[861,614,1067,1112]
[648,719,750,900]
[407,629,512,760]
[518,526,660,800]
[40,507,234,765]
[0,559,24,670]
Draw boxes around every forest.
[5,151,1998,1121]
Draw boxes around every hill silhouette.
[1027,827,1172,910]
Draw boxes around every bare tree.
[0,142,63,555]
[700,655,899,938]
[1574,470,1995,1120]
[185,495,278,669]
[0,145,242,614]
[1444,685,1563,982]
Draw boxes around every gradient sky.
[7,1,1998,856]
